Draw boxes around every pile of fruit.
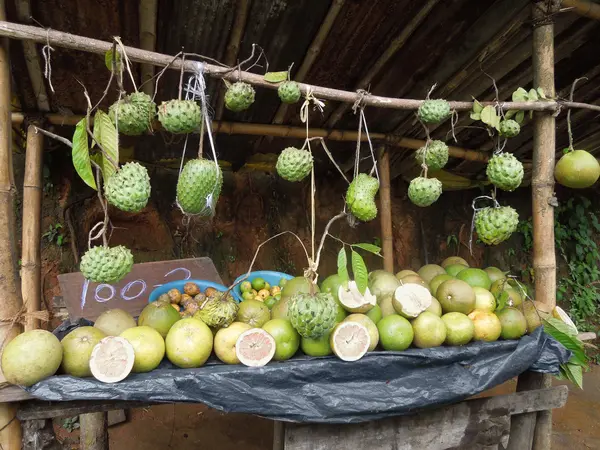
[239,277,285,309]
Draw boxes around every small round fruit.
[61,326,106,377]
[555,149,600,189]
[456,268,492,290]
[473,287,496,312]
[445,264,468,277]
[279,278,288,288]
[240,281,252,293]
[251,277,266,291]
[264,296,278,310]
[301,333,332,357]
[417,264,446,283]
[94,309,136,336]
[165,318,213,368]
[426,297,443,316]
[270,286,281,296]
[344,314,379,351]
[330,321,370,362]
[213,322,252,364]
[120,326,165,373]
[441,312,474,346]
[496,307,527,340]
[89,336,135,383]
[168,289,182,304]
[237,299,271,327]
[441,256,469,268]
[365,304,383,324]
[412,312,447,349]
[262,319,300,361]
[183,282,200,297]
[437,279,476,314]
[242,291,255,302]
[204,287,217,297]
[257,289,270,300]
[468,310,502,342]
[236,328,276,367]
[377,315,414,351]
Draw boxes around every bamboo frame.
[562,0,600,20]
[139,0,158,95]
[378,147,394,273]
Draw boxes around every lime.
[264,296,277,310]
[278,278,288,288]
[251,277,266,291]
[240,281,253,293]
[242,291,255,302]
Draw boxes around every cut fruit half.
[330,321,370,362]
[89,336,135,383]
[235,328,276,367]
[553,306,578,334]
[338,281,376,313]
[392,283,432,319]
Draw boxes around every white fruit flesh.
[338,281,376,313]
[393,283,432,318]
[89,337,135,383]
[236,328,276,367]
[331,322,370,362]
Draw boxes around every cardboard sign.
[57,258,222,320]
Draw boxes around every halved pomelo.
[553,306,578,334]
[330,321,370,362]
[89,336,135,383]
[338,281,376,313]
[235,328,276,367]
[392,283,432,318]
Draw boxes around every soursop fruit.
[486,153,524,192]
[278,81,301,104]
[346,173,379,222]
[276,147,313,182]
[415,140,449,171]
[475,206,519,245]
[499,119,520,138]
[104,162,151,213]
[196,292,239,329]
[288,292,337,339]
[109,92,155,136]
[80,246,134,283]
[158,99,202,134]
[224,81,255,112]
[408,177,442,207]
[418,99,451,124]
[176,159,223,215]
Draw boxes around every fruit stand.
[0,1,599,449]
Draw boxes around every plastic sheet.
[26,323,570,424]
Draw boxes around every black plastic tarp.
[23,320,570,423]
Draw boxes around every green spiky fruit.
[475,206,519,245]
[486,153,524,192]
[499,119,520,138]
[80,246,134,283]
[288,292,338,339]
[225,82,255,112]
[418,99,451,124]
[415,140,449,171]
[278,81,301,104]
[176,159,223,215]
[195,292,239,329]
[109,92,155,136]
[104,162,151,213]
[346,173,379,221]
[408,177,442,207]
[276,147,313,182]
[158,99,202,134]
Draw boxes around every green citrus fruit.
[445,264,468,277]
[251,277,266,291]
[468,310,502,342]
[426,297,443,316]
[417,264,446,283]
[473,287,496,312]
[344,314,379,351]
[365,304,383,324]
[120,326,165,373]
[429,274,454,297]
[496,307,527,340]
[237,299,271,327]
[262,319,300,361]
[301,332,332,356]
[441,256,469,268]
[483,267,506,284]
[441,312,474,346]
[264,296,277,310]
[437,279,476,314]
[377,315,414,351]
[411,312,447,348]
[456,268,492,290]
[240,281,252,293]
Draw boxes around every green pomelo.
[468,310,502,342]
[165,318,213,368]
[426,297,443,317]
[441,256,469,269]
[344,314,379,351]
[365,304,383,324]
[490,279,523,307]
[377,315,414,351]
[496,307,527,340]
[262,319,300,361]
[301,332,332,357]
[441,312,474,346]
[429,274,454,298]
[411,312,447,349]
[61,326,106,377]
[473,287,496,312]
[237,299,271,327]
[456,268,492,290]
[320,274,349,322]
[271,296,290,320]
[281,277,319,301]
[554,149,600,189]
[2,330,63,386]
[379,295,397,317]
[437,279,476,314]
[94,309,136,336]
[445,264,468,277]
[213,322,252,364]
[484,267,506,283]
[368,270,401,303]
[522,301,553,333]
[120,326,165,373]
[399,274,429,290]
[395,270,417,279]
[138,301,181,338]
[417,264,446,284]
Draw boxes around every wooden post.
[80,412,108,450]
[139,0,158,95]
[378,147,394,273]
[508,2,559,450]
[21,124,44,331]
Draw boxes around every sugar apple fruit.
[109,92,156,136]
[158,99,202,134]
[224,81,255,112]
[196,292,239,329]
[408,177,442,207]
[104,162,151,213]
[276,147,313,182]
[475,206,519,245]
[278,81,301,104]
[486,153,524,192]
[176,158,223,215]
[288,292,338,339]
[499,119,520,138]
[418,99,451,124]
[346,173,379,221]
[80,245,134,283]
[415,140,449,171]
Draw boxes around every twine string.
[469,193,500,255]
[42,28,55,94]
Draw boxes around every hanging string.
[360,109,379,181]
[468,192,500,255]
[567,77,588,152]
[42,28,55,94]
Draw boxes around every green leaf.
[537,87,547,99]
[351,250,368,295]
[528,89,539,101]
[470,112,481,121]
[505,110,516,120]
[472,98,484,114]
[480,105,498,127]
[263,71,289,83]
[563,363,583,389]
[104,49,122,73]
[72,119,97,190]
[543,318,587,367]
[512,87,528,102]
[92,110,119,181]
[337,247,349,285]
[515,110,525,124]
[352,243,381,255]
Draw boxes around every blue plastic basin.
[231,270,294,302]
[148,279,229,303]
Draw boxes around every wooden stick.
[139,0,158,95]
[0,20,598,113]
[0,404,21,450]
[378,147,394,273]
[562,0,600,20]
[21,124,44,331]
[80,412,108,450]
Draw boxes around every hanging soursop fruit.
[288,292,337,339]
[158,99,201,134]
[418,99,451,124]
[408,177,442,207]
[486,153,524,192]
[276,147,313,182]
[195,292,239,329]
[346,173,380,222]
[104,162,151,213]
[109,93,154,136]
[176,159,223,216]
[278,81,301,104]
[80,246,134,283]
[415,140,449,171]
[499,119,520,138]
[475,206,519,245]
[224,81,255,112]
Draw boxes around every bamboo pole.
[139,0,158,95]
[378,147,394,273]
[0,21,598,114]
[21,124,43,331]
[80,412,108,450]
[562,0,600,20]
[0,404,21,450]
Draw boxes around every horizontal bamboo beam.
[0,21,599,113]
[10,112,489,162]
[562,0,600,20]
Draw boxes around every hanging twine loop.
[468,191,500,255]
[42,28,55,94]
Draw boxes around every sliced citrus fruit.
[338,281,376,313]
[89,336,135,383]
[392,283,432,318]
[330,321,370,362]
[553,306,578,334]
[235,328,276,367]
